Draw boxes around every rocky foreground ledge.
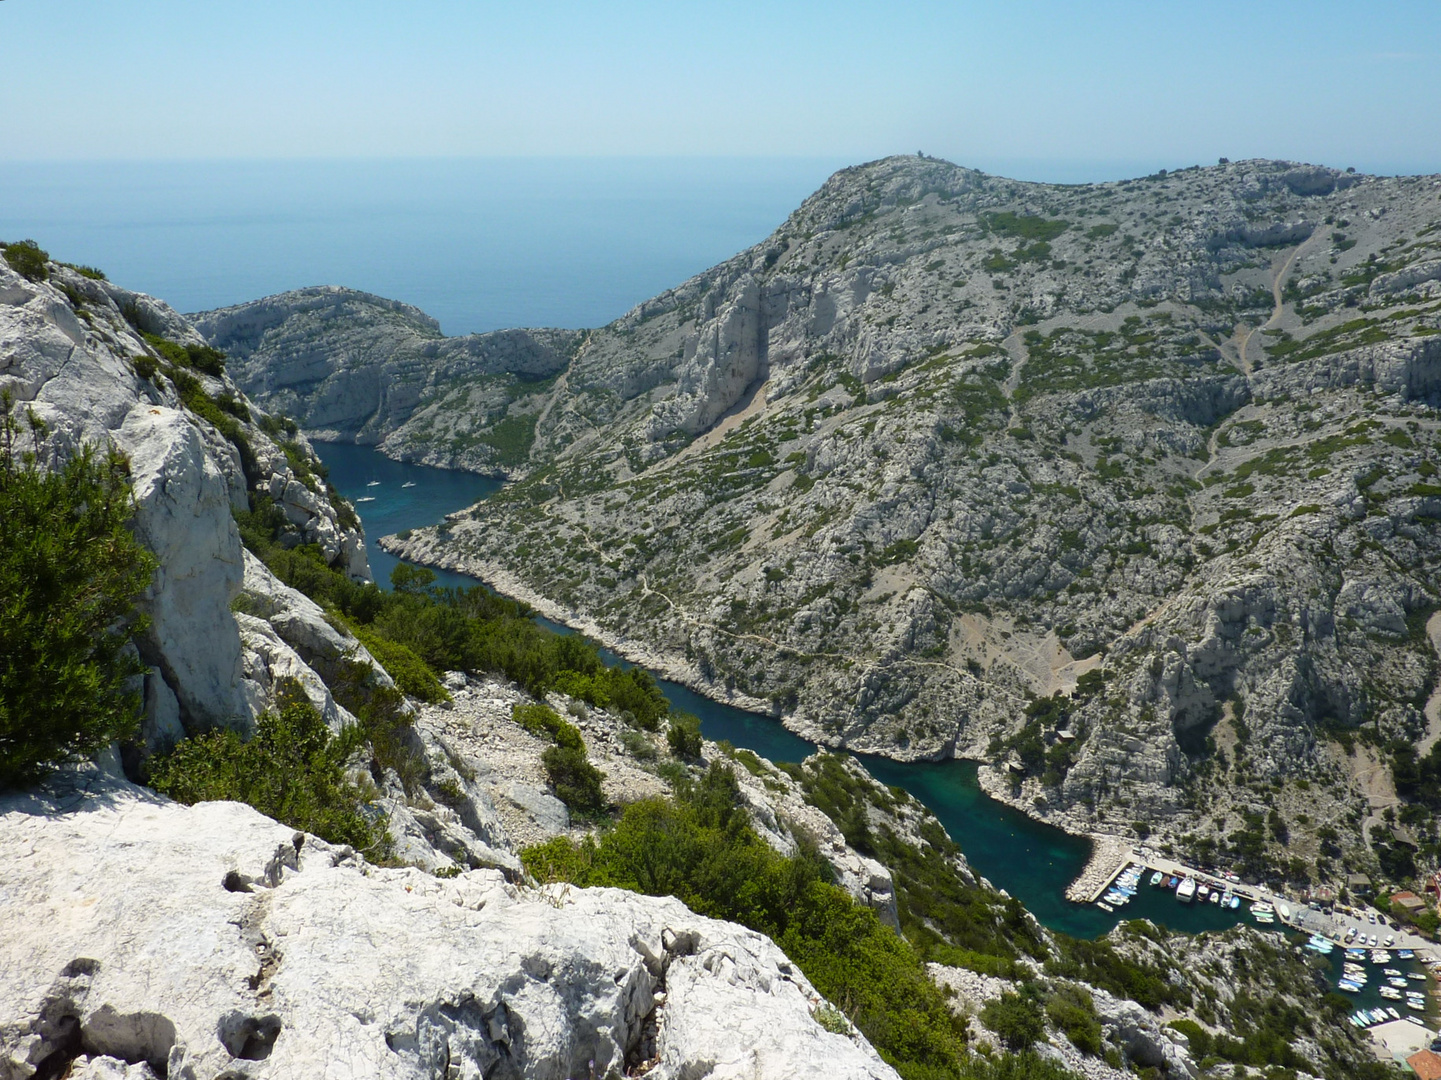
[0,771,897,1080]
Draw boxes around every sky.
[2,0,1439,179]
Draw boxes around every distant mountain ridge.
[207,156,1441,887]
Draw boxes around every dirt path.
[1236,231,1322,373]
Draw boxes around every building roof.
[1407,1049,1441,1080]
[1393,891,1427,910]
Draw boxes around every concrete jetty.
[1064,835,1135,902]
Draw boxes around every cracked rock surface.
[0,770,898,1080]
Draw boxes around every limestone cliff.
[0,256,372,754]
[192,286,582,473]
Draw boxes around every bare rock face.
[0,772,899,1080]
[192,286,583,473]
[0,258,371,750]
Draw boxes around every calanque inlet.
[4,155,1441,1079]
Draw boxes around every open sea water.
[0,157,846,334]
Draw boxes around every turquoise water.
[318,443,1259,941]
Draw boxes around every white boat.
[366,480,381,487]
[1410,1001,1427,1012]
[356,496,376,503]
[1389,978,1410,989]
[1210,891,1221,905]
[1254,912,1276,924]
[1229,895,1240,909]
[1388,1007,1402,1020]
[1379,986,1403,1000]
[1150,871,1163,886]
[1338,979,1363,993]
[1197,883,1211,900]
[1096,900,1114,912]
[1409,972,1427,982]
[1250,901,1274,915]
[1385,968,1404,977]
[401,481,416,488]
[1176,878,1197,902]
[1278,903,1292,920]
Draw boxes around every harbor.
[1077,843,1441,1057]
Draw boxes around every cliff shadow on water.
[318,441,1254,941]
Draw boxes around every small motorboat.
[1389,978,1410,989]
[1338,978,1363,993]
[1379,986,1403,1000]
[1096,900,1114,913]
[366,480,381,487]
[1398,949,1416,960]
[1177,878,1198,903]
[1209,891,1221,905]
[1409,972,1428,982]
[1229,895,1240,909]
[1386,968,1404,977]
[402,481,416,488]
[1197,883,1211,900]
[356,496,376,503]
[1388,1007,1402,1020]
[1150,871,1163,886]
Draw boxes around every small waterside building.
[1393,891,1428,917]
[1406,1049,1441,1080]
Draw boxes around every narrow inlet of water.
[319,442,1276,942]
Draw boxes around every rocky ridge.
[192,286,582,473]
[4,240,1391,1080]
[314,156,1441,882]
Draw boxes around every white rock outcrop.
[0,258,372,747]
[0,772,899,1080]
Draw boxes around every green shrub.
[351,625,448,703]
[2,239,48,282]
[0,408,157,788]
[542,743,606,815]
[980,992,1045,1050]
[513,701,567,741]
[667,713,703,758]
[522,764,967,1077]
[131,354,159,382]
[150,678,380,851]
[1045,983,1103,1056]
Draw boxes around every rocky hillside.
[0,251,376,755]
[6,237,1398,1080]
[217,157,1441,882]
[193,286,582,472]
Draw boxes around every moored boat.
[1176,877,1197,903]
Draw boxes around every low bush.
[542,743,606,816]
[980,992,1045,1050]
[149,678,381,852]
[0,404,157,788]
[667,713,703,758]
[2,239,48,282]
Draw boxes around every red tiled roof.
[1408,1049,1441,1080]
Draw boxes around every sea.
[0,157,848,333]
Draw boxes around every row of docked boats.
[1351,1006,1407,1027]
[1096,864,1146,911]
[1143,869,1242,907]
